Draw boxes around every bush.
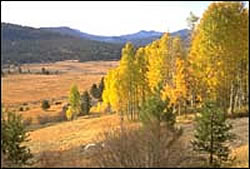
[41,100,50,111]
[81,91,92,115]
[1,111,33,167]
[19,107,24,112]
[66,106,73,121]
[55,101,62,105]
[92,125,184,167]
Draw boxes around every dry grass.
[229,145,249,168]
[2,60,118,106]
[1,60,248,167]
[23,113,248,167]
[2,60,118,125]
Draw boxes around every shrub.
[19,107,24,112]
[81,91,92,115]
[1,111,33,167]
[41,100,50,111]
[55,101,62,105]
[90,83,100,99]
[66,106,73,121]
[92,125,184,167]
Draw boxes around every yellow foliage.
[66,106,73,121]
[90,102,108,113]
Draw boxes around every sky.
[1,1,248,36]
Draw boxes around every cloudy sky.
[1,1,248,36]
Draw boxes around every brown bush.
[91,124,188,167]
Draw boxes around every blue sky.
[1,1,248,36]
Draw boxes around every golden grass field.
[2,60,118,123]
[1,60,249,167]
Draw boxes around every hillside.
[1,23,190,65]
[26,114,248,167]
[1,23,123,64]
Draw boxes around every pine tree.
[140,85,175,129]
[81,91,92,115]
[90,83,100,99]
[68,84,81,119]
[1,111,33,167]
[98,77,105,101]
[191,100,235,167]
[41,100,50,111]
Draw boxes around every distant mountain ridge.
[40,26,190,46]
[1,22,190,65]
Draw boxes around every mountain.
[1,23,190,65]
[1,23,123,65]
[40,27,190,46]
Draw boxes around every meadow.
[2,60,118,124]
[1,60,248,167]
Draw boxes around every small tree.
[18,66,22,74]
[140,82,176,128]
[41,67,46,74]
[66,106,73,121]
[90,84,100,99]
[98,77,105,101]
[81,91,92,115]
[191,101,235,167]
[1,111,33,167]
[68,84,81,119]
[41,100,50,111]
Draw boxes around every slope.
[1,23,123,64]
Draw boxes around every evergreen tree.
[98,77,105,101]
[1,111,33,167]
[81,91,92,115]
[191,100,235,167]
[90,83,100,99]
[140,84,175,129]
[41,100,50,111]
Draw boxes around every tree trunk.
[209,112,214,166]
[191,94,194,108]
[178,103,181,116]
[228,83,235,115]
[234,86,239,111]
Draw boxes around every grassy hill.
[25,113,248,167]
[1,23,123,65]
